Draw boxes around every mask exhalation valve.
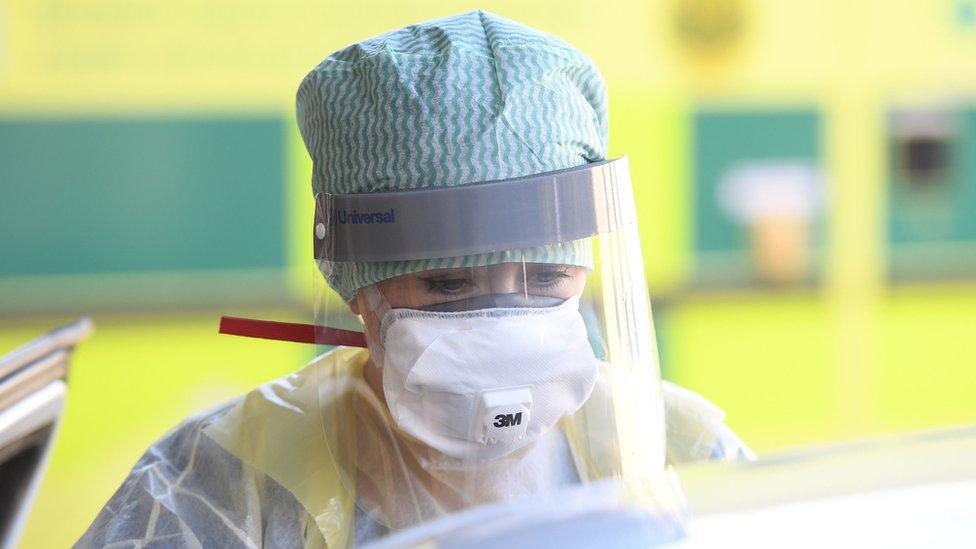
[476,386,533,444]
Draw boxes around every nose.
[487,263,525,294]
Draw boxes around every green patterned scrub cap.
[297,10,608,302]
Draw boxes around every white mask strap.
[360,284,390,320]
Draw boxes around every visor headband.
[314,156,633,262]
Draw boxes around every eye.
[422,276,475,296]
[531,268,570,289]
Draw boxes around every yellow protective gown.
[77,347,750,548]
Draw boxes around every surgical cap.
[297,10,608,302]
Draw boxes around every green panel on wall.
[887,107,976,279]
[693,108,822,254]
[0,117,286,277]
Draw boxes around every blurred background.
[1,0,975,546]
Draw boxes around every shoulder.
[124,398,240,478]
[77,392,326,547]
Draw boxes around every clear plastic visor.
[309,158,684,544]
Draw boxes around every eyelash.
[532,269,570,289]
[422,277,474,296]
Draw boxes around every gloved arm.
[661,381,756,465]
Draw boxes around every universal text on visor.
[336,209,396,225]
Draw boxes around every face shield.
[310,157,684,539]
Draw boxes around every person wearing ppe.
[77,10,751,548]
